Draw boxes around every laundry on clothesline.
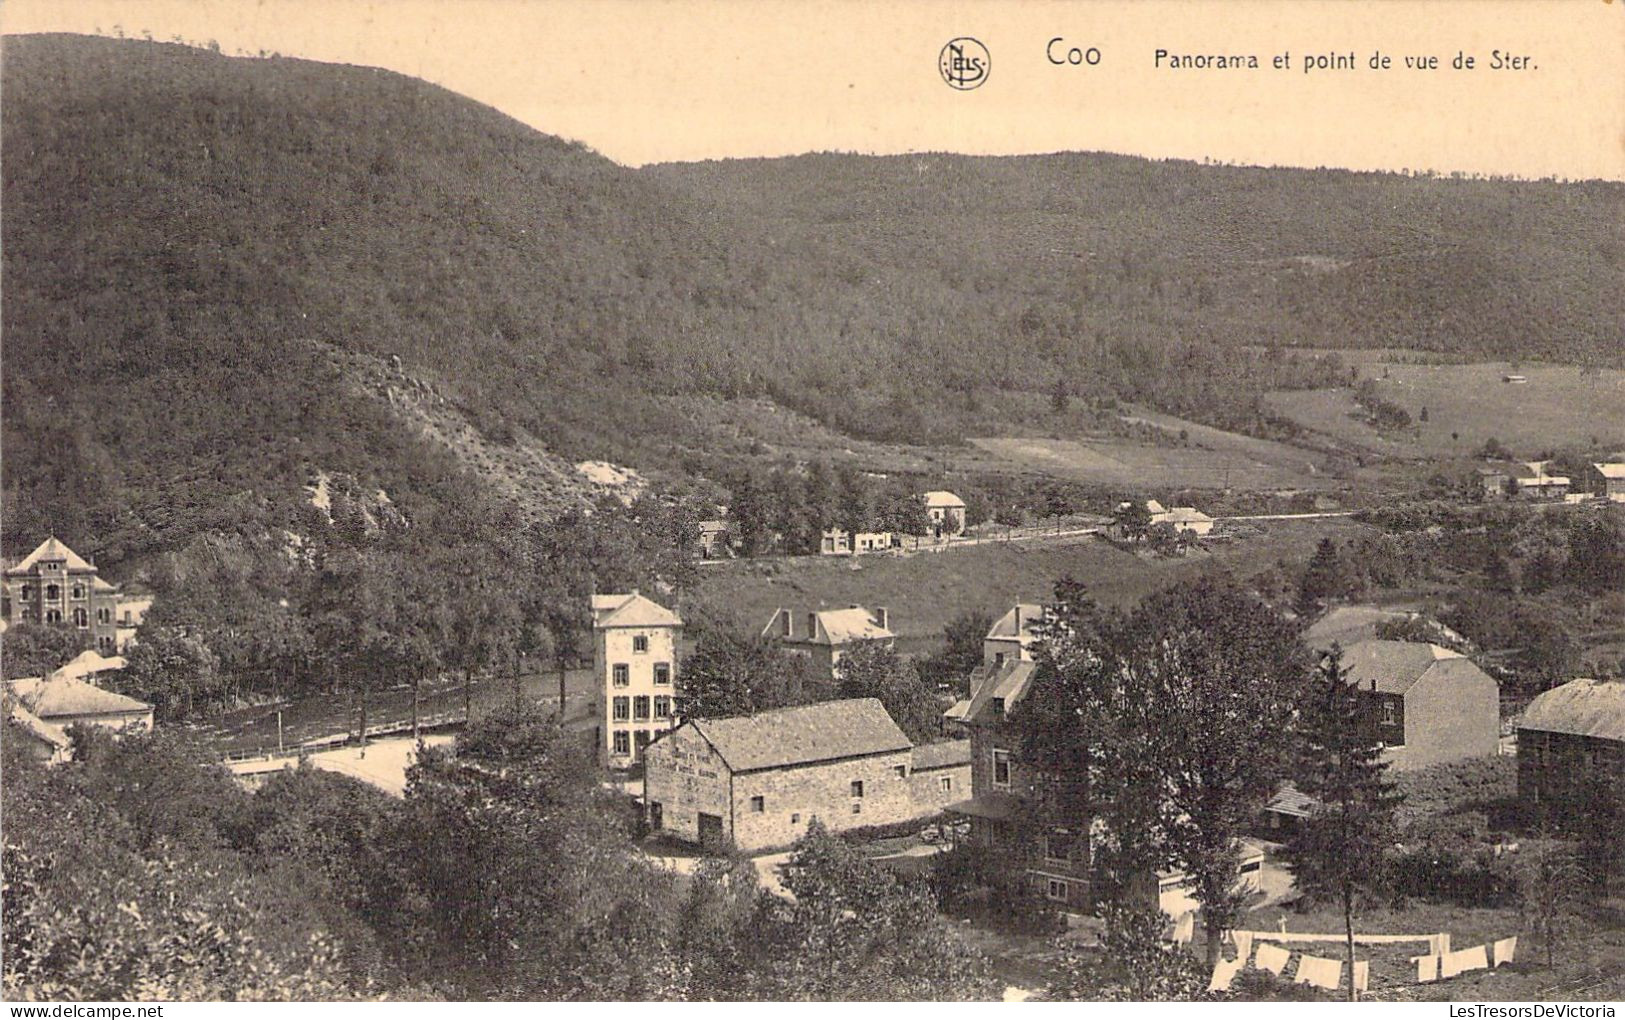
[1412,953,1440,983]
[1492,937,1517,968]
[1292,953,1343,991]
[1208,956,1243,993]
[1255,942,1291,976]
[1353,960,1369,994]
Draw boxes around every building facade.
[1517,678,1625,822]
[1337,639,1501,770]
[591,592,682,770]
[922,491,967,537]
[1588,463,1625,503]
[644,698,933,852]
[760,605,894,678]
[3,537,122,654]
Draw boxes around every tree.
[119,624,222,719]
[918,609,996,692]
[1145,521,1181,556]
[1297,537,1352,616]
[1519,840,1587,970]
[0,622,91,681]
[834,640,943,744]
[677,631,771,719]
[1114,500,1152,543]
[1046,903,1206,1001]
[1280,648,1401,1000]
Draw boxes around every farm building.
[697,519,733,559]
[1517,678,1625,823]
[643,698,953,851]
[1337,639,1500,770]
[1150,504,1215,536]
[761,605,894,678]
[1588,462,1625,503]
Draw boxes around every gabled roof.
[987,604,1046,641]
[1303,605,1411,650]
[1520,679,1625,742]
[942,698,973,722]
[1339,639,1495,696]
[9,675,152,719]
[8,704,71,751]
[92,577,118,592]
[53,650,127,681]
[688,697,911,773]
[6,537,96,574]
[784,606,894,645]
[923,491,966,508]
[590,592,682,629]
[1592,463,1625,480]
[912,738,971,771]
[1157,507,1213,524]
[965,659,1038,725]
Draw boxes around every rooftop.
[5,536,97,575]
[965,659,1039,725]
[590,592,682,629]
[688,697,911,773]
[9,675,152,719]
[922,490,966,508]
[912,738,971,771]
[1339,639,1495,696]
[1520,678,1625,742]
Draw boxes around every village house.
[819,527,898,556]
[1334,639,1501,770]
[1511,461,1571,500]
[696,519,732,559]
[114,594,154,652]
[591,592,682,770]
[3,537,124,654]
[922,491,967,538]
[1587,462,1625,503]
[644,697,955,851]
[1517,678,1625,822]
[1151,504,1215,537]
[760,605,894,678]
[7,672,154,737]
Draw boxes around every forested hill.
[4,34,1622,568]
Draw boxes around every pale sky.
[4,0,1622,180]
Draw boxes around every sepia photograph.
[0,0,1621,1007]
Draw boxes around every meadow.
[1266,352,1625,461]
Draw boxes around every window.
[633,695,651,721]
[613,731,630,755]
[1046,878,1069,903]
[993,749,1011,788]
[653,662,672,685]
[612,696,630,721]
[991,697,1005,715]
[44,609,61,624]
[633,634,649,653]
[44,584,60,603]
[612,664,629,687]
[1045,829,1070,863]
[791,813,801,824]
[940,776,952,793]
[97,607,111,624]
[894,765,908,779]
[649,802,663,830]
[1380,700,1399,726]
[635,731,652,755]
[654,695,671,720]
[19,584,32,601]
[850,780,864,798]
[70,585,85,600]
[73,608,88,629]
[97,636,114,653]
[750,796,765,813]
[851,803,862,815]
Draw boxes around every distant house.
[1302,605,1469,653]
[2,537,124,654]
[114,594,154,652]
[591,592,683,769]
[1517,678,1625,822]
[922,491,967,538]
[1151,506,1215,537]
[820,528,899,556]
[1476,465,1513,500]
[7,673,154,736]
[1587,463,1625,503]
[49,649,128,684]
[1511,461,1570,501]
[761,605,894,677]
[1337,639,1501,770]
[697,520,733,559]
[644,698,950,851]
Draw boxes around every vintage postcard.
[1,0,1621,1009]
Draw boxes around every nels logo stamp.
[940,37,990,90]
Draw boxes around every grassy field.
[1266,352,1625,461]
[689,518,1369,653]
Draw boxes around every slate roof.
[690,697,911,773]
[1339,639,1495,696]
[965,659,1038,725]
[9,675,152,719]
[8,704,71,751]
[1520,679,1625,742]
[6,537,96,574]
[590,592,682,629]
[1303,606,1412,650]
[912,738,971,771]
[1266,783,1319,819]
[923,491,966,508]
[987,604,1046,640]
[814,607,893,645]
[54,650,127,681]
[942,698,973,723]
[1593,463,1625,480]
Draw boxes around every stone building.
[922,491,967,537]
[760,605,894,678]
[1517,678,1625,821]
[591,592,682,770]
[1337,639,1501,770]
[3,537,122,654]
[645,697,957,852]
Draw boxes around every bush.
[839,812,949,846]
[1392,755,1517,829]
[1383,812,1520,907]
[929,843,1066,935]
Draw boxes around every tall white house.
[592,592,683,770]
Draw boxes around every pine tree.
[1281,648,1402,1000]
[1296,537,1348,615]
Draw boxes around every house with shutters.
[760,605,894,678]
[591,592,682,770]
[1517,678,1625,822]
[2,537,123,654]
[643,697,964,851]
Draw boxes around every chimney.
[781,609,793,638]
[1012,605,1023,635]
[874,606,889,631]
